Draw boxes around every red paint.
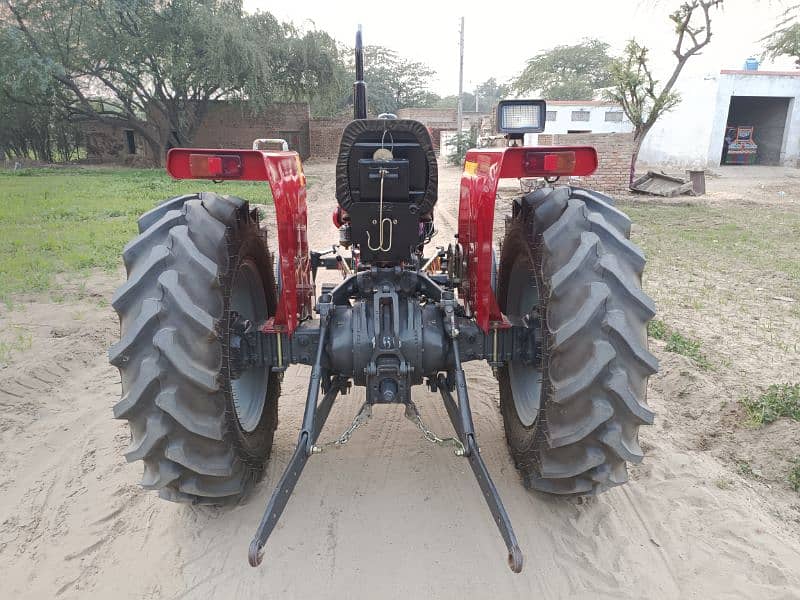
[166,147,311,334]
[457,146,598,332]
[167,148,269,180]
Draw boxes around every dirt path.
[1,162,799,599]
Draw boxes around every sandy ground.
[1,162,799,599]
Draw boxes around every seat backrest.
[335,119,438,216]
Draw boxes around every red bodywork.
[457,146,598,332]
[166,148,312,334]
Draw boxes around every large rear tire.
[109,192,279,503]
[497,186,657,496]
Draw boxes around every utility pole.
[457,16,464,136]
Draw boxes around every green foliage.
[606,40,681,136]
[737,460,755,477]
[0,326,33,365]
[665,330,712,370]
[647,319,667,340]
[742,383,800,426]
[362,46,437,114]
[645,317,711,369]
[473,78,509,112]
[789,459,800,492]
[0,167,271,301]
[604,1,722,183]
[762,22,800,67]
[514,39,613,100]
[446,127,478,167]
[2,1,343,163]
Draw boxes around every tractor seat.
[335,119,438,216]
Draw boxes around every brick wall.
[192,102,311,158]
[396,108,457,124]
[543,132,633,194]
[83,101,312,163]
[309,117,350,159]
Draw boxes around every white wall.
[522,103,632,146]
[638,71,800,168]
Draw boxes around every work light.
[496,100,547,134]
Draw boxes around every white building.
[638,70,800,168]
[521,100,632,146]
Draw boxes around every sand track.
[1,162,798,599]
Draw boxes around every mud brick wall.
[309,117,350,159]
[192,102,311,158]
[546,132,634,194]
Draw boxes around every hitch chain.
[315,400,465,456]
[404,401,465,456]
[317,401,373,450]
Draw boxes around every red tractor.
[110,28,656,573]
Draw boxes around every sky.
[243,0,797,96]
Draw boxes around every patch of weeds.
[665,331,712,370]
[737,460,755,477]
[0,327,33,364]
[742,383,800,426]
[714,478,733,490]
[789,459,800,493]
[647,319,667,340]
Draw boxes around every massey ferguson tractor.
[109,28,657,573]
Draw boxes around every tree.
[2,0,342,165]
[606,0,723,185]
[762,5,800,67]
[473,78,509,112]
[363,45,437,114]
[514,39,614,100]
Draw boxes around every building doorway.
[721,96,791,165]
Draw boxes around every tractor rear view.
[109,27,657,573]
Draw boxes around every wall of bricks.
[308,117,350,159]
[541,132,633,194]
[192,102,311,157]
[84,101,312,162]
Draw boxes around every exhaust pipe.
[353,25,367,120]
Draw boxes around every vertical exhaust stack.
[353,25,367,119]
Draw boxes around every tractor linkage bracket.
[437,294,525,573]
[247,292,528,573]
[248,302,349,567]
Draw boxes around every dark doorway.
[279,130,310,159]
[124,130,137,155]
[722,96,790,165]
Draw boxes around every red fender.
[457,146,597,332]
[166,148,312,334]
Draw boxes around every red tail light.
[522,150,594,176]
[166,148,273,181]
[189,154,242,178]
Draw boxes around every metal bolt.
[454,447,465,457]
[310,445,323,454]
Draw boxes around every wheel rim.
[506,254,543,428]
[230,259,270,433]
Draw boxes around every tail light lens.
[522,150,577,176]
[189,154,242,178]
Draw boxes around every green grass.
[789,459,800,492]
[0,167,272,301]
[0,326,33,365]
[664,330,712,370]
[622,202,800,286]
[647,319,667,340]
[742,383,800,426]
[647,318,712,370]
